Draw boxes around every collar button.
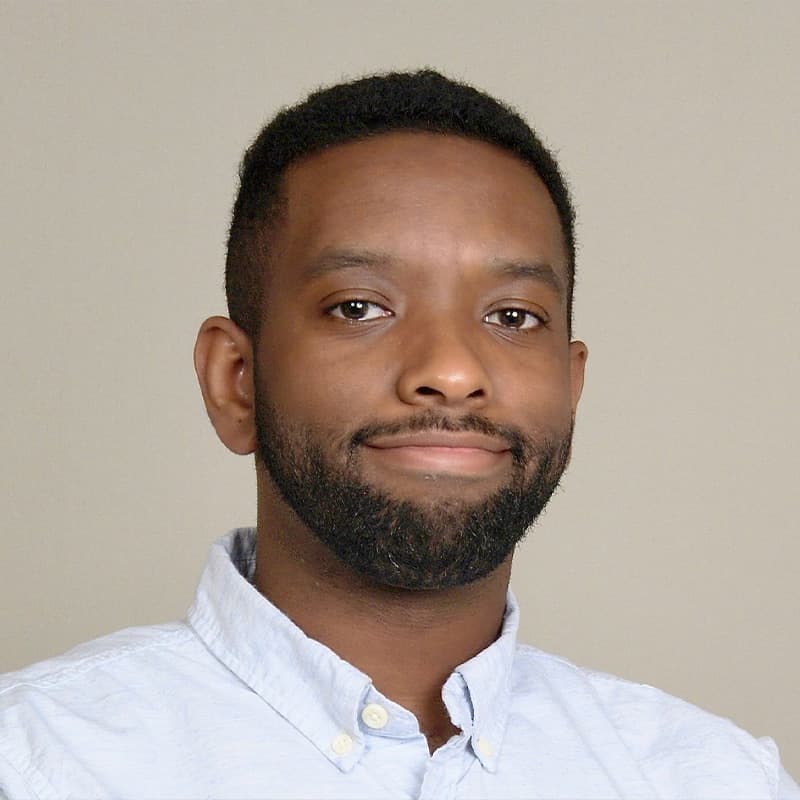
[361,702,389,729]
[331,732,354,756]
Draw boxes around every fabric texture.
[0,528,797,799]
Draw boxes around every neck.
[253,487,511,751]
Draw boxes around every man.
[0,70,796,798]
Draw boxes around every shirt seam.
[0,626,195,697]
[572,662,782,789]
[753,737,781,795]
[517,646,781,793]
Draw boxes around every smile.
[363,432,512,477]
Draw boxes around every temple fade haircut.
[225,69,576,339]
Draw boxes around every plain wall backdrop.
[1,0,797,778]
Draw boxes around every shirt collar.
[187,528,518,772]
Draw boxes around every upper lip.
[364,431,510,453]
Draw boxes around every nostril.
[416,386,440,396]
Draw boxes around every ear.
[568,339,588,414]
[194,316,257,455]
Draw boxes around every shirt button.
[361,703,389,729]
[477,736,494,757]
[331,732,354,756]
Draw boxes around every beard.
[255,397,573,591]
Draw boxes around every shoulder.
[0,620,222,740]
[0,622,231,797]
[512,643,789,797]
[0,621,195,697]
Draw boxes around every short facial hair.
[255,399,573,591]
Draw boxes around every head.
[195,71,587,591]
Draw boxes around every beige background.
[1,0,797,778]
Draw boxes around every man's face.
[253,132,586,590]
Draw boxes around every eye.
[483,308,543,330]
[328,299,392,322]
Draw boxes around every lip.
[363,431,511,476]
[366,431,509,452]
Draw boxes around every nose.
[395,320,492,409]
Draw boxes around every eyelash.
[326,300,546,331]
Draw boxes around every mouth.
[362,431,512,478]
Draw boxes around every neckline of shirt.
[186,528,517,772]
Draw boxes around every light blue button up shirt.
[1,529,797,799]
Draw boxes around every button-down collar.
[187,528,517,772]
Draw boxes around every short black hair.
[226,69,576,338]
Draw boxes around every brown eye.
[329,300,391,321]
[340,300,368,319]
[483,308,541,330]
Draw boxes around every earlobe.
[568,340,588,412]
[194,316,257,455]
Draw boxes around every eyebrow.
[302,249,394,280]
[302,248,564,299]
[489,259,564,299]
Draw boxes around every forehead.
[274,132,567,280]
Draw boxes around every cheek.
[258,332,393,431]
[500,353,574,429]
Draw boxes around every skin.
[194,132,587,752]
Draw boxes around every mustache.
[349,410,535,464]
